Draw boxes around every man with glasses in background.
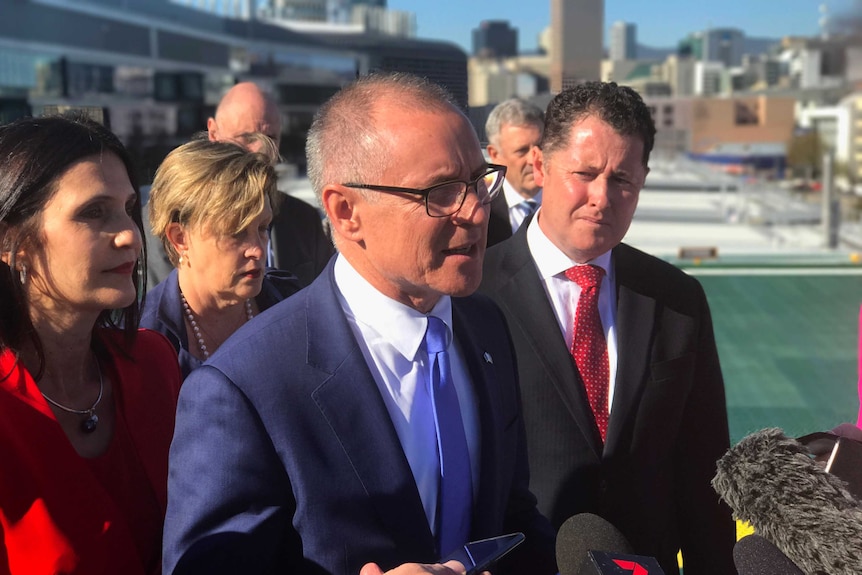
[163,72,556,575]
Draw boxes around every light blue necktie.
[425,316,472,556]
[519,199,538,219]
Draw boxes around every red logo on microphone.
[613,559,649,575]
[587,551,665,574]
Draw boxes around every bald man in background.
[207,82,335,286]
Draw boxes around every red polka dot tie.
[565,265,610,442]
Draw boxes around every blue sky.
[387,0,857,52]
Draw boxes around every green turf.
[695,272,861,444]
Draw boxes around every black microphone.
[733,535,804,575]
[556,513,633,575]
[556,513,664,575]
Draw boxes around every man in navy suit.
[163,73,556,575]
[479,83,735,574]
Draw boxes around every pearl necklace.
[40,354,104,434]
[180,290,254,359]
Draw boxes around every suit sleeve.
[162,365,297,575]
[673,281,736,574]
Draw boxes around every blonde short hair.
[149,134,280,267]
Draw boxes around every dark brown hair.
[0,114,145,376]
[542,81,656,167]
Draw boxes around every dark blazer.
[271,193,335,286]
[479,228,735,575]
[163,259,556,575]
[143,207,173,290]
[141,268,302,379]
[486,193,513,248]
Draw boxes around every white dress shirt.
[525,213,619,412]
[333,255,481,535]
[502,178,542,233]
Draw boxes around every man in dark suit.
[479,82,735,574]
[146,83,334,288]
[207,82,334,286]
[163,73,556,575]
[485,98,544,248]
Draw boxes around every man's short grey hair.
[305,72,459,208]
[485,98,545,147]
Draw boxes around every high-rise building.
[550,0,603,92]
[703,28,745,67]
[472,20,518,59]
[264,0,328,22]
[347,0,386,6]
[349,5,414,37]
[610,21,636,61]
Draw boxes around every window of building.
[735,101,760,125]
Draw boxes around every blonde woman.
[141,135,301,378]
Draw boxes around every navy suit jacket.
[163,259,556,575]
[479,227,735,575]
[140,268,302,379]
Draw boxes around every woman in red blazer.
[0,115,181,574]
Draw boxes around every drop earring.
[136,256,144,290]
[18,263,27,286]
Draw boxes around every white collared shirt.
[333,255,480,534]
[525,213,619,412]
[502,178,542,233]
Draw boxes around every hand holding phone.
[440,533,525,575]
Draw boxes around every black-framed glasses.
[342,164,507,217]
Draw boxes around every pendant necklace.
[40,354,104,433]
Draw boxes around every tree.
[786,131,822,180]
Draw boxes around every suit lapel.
[491,230,603,456]
[305,266,436,557]
[606,244,655,452]
[451,300,504,539]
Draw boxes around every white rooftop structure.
[279,155,861,264]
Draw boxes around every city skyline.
[389,0,857,53]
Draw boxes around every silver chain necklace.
[180,290,254,360]
[40,355,104,434]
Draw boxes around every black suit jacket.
[270,193,334,287]
[486,194,513,248]
[479,228,735,575]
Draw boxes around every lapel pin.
[483,352,493,364]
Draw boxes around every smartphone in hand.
[441,533,525,575]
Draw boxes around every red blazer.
[0,329,181,575]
